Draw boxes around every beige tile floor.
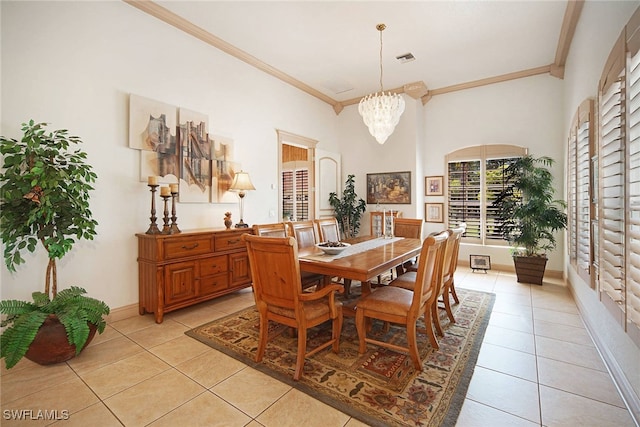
[1,267,636,426]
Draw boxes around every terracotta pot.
[24,314,97,365]
[513,256,547,285]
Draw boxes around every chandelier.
[358,23,405,145]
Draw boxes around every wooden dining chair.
[390,229,458,337]
[253,222,322,289]
[242,234,343,380]
[355,231,448,368]
[287,220,319,256]
[443,225,466,306]
[314,217,341,242]
[393,218,424,276]
[313,217,353,295]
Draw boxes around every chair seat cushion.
[269,300,342,320]
[357,286,413,316]
[389,272,417,290]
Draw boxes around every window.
[277,130,317,221]
[446,145,527,244]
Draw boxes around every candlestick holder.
[160,194,171,234]
[170,190,181,234]
[146,184,162,234]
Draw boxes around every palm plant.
[493,155,567,257]
[0,120,109,369]
[329,174,367,238]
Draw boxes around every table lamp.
[229,170,255,228]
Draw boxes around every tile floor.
[1,267,636,426]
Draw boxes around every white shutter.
[599,77,626,307]
[568,126,578,263]
[577,119,592,274]
[627,48,640,329]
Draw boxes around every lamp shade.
[229,171,256,192]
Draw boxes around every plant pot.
[513,256,547,285]
[24,314,97,365]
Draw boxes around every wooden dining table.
[298,235,423,314]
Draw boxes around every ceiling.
[131,1,577,110]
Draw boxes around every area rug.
[185,288,494,427]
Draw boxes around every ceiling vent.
[396,53,415,64]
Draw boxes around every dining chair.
[242,234,343,380]
[287,220,319,256]
[314,217,341,242]
[355,230,448,368]
[253,222,322,289]
[390,229,458,337]
[393,218,424,276]
[443,225,466,305]
[313,217,353,295]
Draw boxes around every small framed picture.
[470,255,491,272]
[425,176,443,196]
[425,203,443,223]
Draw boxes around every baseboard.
[458,260,564,279]
[105,303,139,323]
[567,283,640,426]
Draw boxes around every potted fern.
[329,174,367,238]
[0,120,109,369]
[492,155,567,285]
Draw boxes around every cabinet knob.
[228,238,240,244]
[181,243,200,250]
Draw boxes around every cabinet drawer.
[199,256,228,276]
[164,236,214,260]
[214,233,246,252]
[200,274,229,295]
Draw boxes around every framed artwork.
[425,202,443,223]
[470,255,491,272]
[425,175,444,196]
[366,171,411,204]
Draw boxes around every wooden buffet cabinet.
[137,228,253,323]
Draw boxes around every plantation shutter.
[627,17,640,334]
[448,160,481,239]
[568,123,578,264]
[295,169,309,221]
[282,170,294,219]
[577,100,594,281]
[598,31,626,320]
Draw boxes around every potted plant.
[492,155,567,285]
[329,174,367,238]
[0,120,109,369]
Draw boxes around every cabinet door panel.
[229,252,251,287]
[164,261,197,305]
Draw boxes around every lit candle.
[169,184,179,193]
[160,186,170,197]
[148,176,158,186]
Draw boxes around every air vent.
[396,53,415,64]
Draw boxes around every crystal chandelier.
[358,23,405,145]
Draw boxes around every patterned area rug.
[186,288,494,427]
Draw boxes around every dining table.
[298,235,423,315]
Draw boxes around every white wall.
[0,2,338,308]
[422,75,565,271]
[563,0,640,412]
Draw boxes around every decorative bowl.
[315,241,350,255]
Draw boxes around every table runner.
[300,236,404,262]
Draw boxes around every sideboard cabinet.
[137,228,253,323]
